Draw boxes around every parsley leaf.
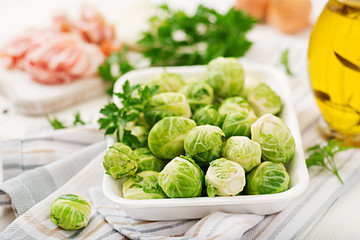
[46,116,66,130]
[98,46,134,95]
[306,139,353,184]
[98,80,158,145]
[73,111,86,126]
[281,49,293,76]
[137,5,256,66]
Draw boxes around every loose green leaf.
[73,112,86,126]
[47,116,66,130]
[306,139,353,184]
[281,49,293,76]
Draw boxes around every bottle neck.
[336,0,360,8]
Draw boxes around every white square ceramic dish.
[103,61,309,221]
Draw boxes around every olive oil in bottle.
[308,0,360,146]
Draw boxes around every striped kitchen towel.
[1,125,104,181]
[0,126,106,215]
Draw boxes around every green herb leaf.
[46,116,66,130]
[306,139,353,184]
[122,129,141,148]
[73,112,86,126]
[281,49,293,76]
[98,46,134,95]
[137,5,256,66]
[306,152,325,167]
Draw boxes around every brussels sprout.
[240,76,263,98]
[205,57,244,98]
[148,117,196,159]
[134,147,166,173]
[221,136,261,172]
[144,92,191,126]
[205,158,246,197]
[146,71,185,93]
[192,105,222,127]
[103,143,138,179]
[158,156,204,198]
[251,113,295,163]
[218,97,253,122]
[184,125,225,168]
[222,111,257,138]
[122,171,167,199]
[247,83,282,117]
[50,194,91,230]
[245,161,290,195]
[179,82,214,111]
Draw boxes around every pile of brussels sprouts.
[103,56,295,199]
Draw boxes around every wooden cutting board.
[0,67,106,116]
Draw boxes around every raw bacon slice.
[0,29,56,69]
[0,5,115,85]
[53,5,117,55]
[24,34,104,84]
[78,5,114,44]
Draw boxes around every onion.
[235,0,269,21]
[266,0,311,34]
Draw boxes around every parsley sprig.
[97,5,256,95]
[98,80,158,145]
[98,46,134,95]
[137,5,256,66]
[306,139,353,184]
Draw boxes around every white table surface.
[1,0,360,239]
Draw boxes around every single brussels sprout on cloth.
[122,171,167,199]
[218,97,253,122]
[251,113,295,163]
[245,161,290,195]
[50,194,91,230]
[247,83,283,117]
[222,111,257,138]
[179,81,214,111]
[134,147,166,173]
[192,105,222,127]
[205,158,246,197]
[205,57,244,98]
[221,136,261,172]
[103,143,138,179]
[148,117,196,159]
[144,92,191,127]
[146,71,185,93]
[184,125,225,168]
[158,156,204,198]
